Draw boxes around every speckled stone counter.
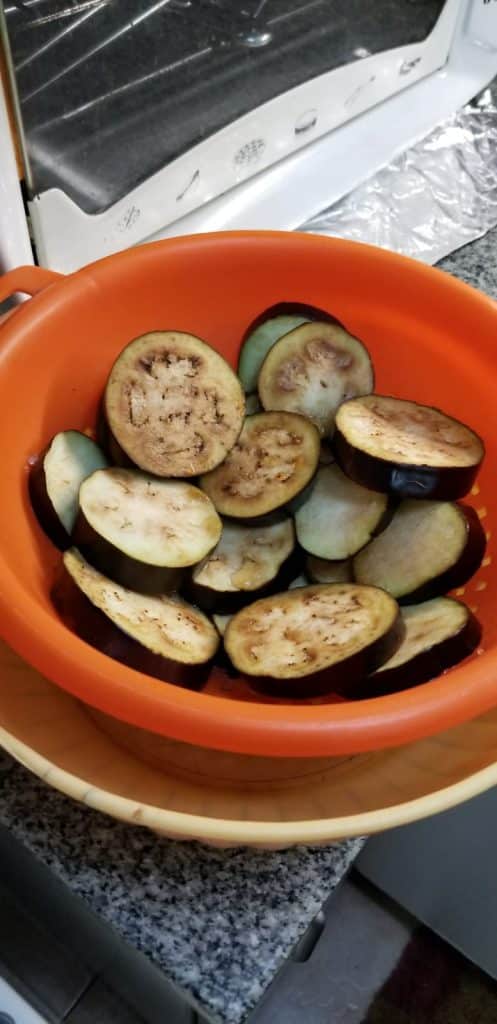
[1,228,496,1024]
[0,749,362,1023]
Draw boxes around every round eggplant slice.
[257,321,374,436]
[74,468,221,593]
[53,549,218,688]
[351,598,482,699]
[199,411,320,519]
[105,331,245,478]
[29,430,108,550]
[353,500,486,603]
[334,394,485,501]
[239,314,310,394]
[224,583,403,698]
[294,463,388,560]
[306,555,352,585]
[188,517,299,613]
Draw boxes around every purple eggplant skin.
[397,504,486,605]
[29,454,71,551]
[185,545,305,615]
[349,607,482,700]
[241,609,405,700]
[334,429,482,502]
[96,403,134,468]
[242,301,341,336]
[72,510,184,595]
[51,566,210,690]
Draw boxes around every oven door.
[1,0,496,272]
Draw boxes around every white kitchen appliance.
[1,0,497,274]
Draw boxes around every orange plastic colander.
[0,232,495,759]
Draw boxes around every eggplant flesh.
[353,500,486,603]
[53,549,219,688]
[224,583,403,698]
[351,598,482,698]
[238,302,342,394]
[74,468,221,593]
[334,394,485,501]
[105,330,245,478]
[200,411,320,519]
[294,463,388,559]
[188,517,299,613]
[257,321,374,436]
[29,430,108,550]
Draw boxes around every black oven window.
[3,0,447,214]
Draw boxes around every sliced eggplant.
[257,321,374,436]
[353,500,486,603]
[224,583,403,698]
[29,430,108,550]
[53,549,218,688]
[306,555,352,585]
[213,612,232,637]
[188,517,299,613]
[199,411,320,519]
[294,463,388,560]
[73,467,221,593]
[96,404,134,468]
[239,311,312,393]
[334,394,485,500]
[105,331,245,478]
[351,598,482,698]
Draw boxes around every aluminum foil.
[300,86,497,264]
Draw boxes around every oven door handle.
[0,265,63,307]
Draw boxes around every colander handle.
[0,265,62,305]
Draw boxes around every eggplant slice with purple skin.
[353,500,486,604]
[257,321,374,436]
[334,394,485,501]
[96,403,134,468]
[187,516,300,613]
[350,597,482,699]
[105,331,245,478]
[53,549,219,689]
[29,430,108,550]
[224,583,403,698]
[238,302,339,394]
[73,467,221,594]
[306,555,352,585]
[294,463,388,560]
[199,411,320,519]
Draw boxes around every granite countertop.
[1,228,496,1024]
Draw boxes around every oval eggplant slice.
[224,583,403,698]
[306,555,352,585]
[105,331,245,478]
[334,394,485,500]
[53,549,218,688]
[294,463,388,560]
[351,598,482,699]
[239,314,310,394]
[29,430,108,550]
[353,500,486,603]
[188,517,299,613]
[74,468,222,593]
[257,321,374,436]
[199,411,320,519]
